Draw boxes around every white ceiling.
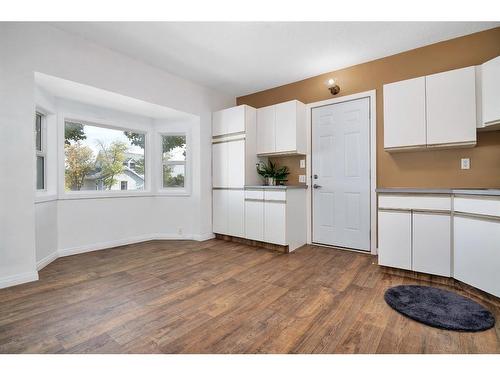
[35,72,196,121]
[51,22,499,97]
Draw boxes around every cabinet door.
[454,216,500,297]
[383,77,426,149]
[412,212,451,277]
[481,56,500,126]
[256,105,276,154]
[426,66,477,146]
[245,199,264,241]
[213,189,227,234]
[212,106,246,137]
[275,101,297,153]
[212,142,228,188]
[378,210,412,270]
[227,190,245,238]
[264,201,287,245]
[227,139,245,188]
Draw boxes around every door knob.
[313,184,322,189]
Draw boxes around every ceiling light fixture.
[325,78,340,95]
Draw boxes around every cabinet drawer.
[264,190,286,201]
[245,189,264,200]
[378,194,451,211]
[454,196,500,218]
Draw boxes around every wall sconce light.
[325,78,340,95]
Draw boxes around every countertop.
[245,185,308,190]
[376,188,500,196]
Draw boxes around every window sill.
[58,191,155,200]
[156,190,191,197]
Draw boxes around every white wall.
[0,22,234,288]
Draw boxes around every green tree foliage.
[163,165,185,187]
[65,121,87,145]
[65,142,95,190]
[124,132,185,156]
[96,140,128,190]
[134,158,145,175]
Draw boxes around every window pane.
[163,164,185,188]
[36,156,44,190]
[64,121,145,191]
[35,114,42,151]
[162,135,186,162]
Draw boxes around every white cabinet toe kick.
[377,192,500,298]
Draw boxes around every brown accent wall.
[237,27,500,188]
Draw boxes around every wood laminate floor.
[0,239,498,354]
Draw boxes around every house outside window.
[64,120,146,192]
[162,134,187,189]
[35,112,45,190]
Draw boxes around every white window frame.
[35,111,47,192]
[59,115,151,199]
[158,132,190,196]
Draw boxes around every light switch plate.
[299,175,306,183]
[461,158,470,170]
[300,159,306,169]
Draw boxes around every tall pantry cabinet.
[212,105,259,237]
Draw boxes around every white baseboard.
[57,233,194,258]
[37,252,58,271]
[0,271,39,289]
[192,232,216,241]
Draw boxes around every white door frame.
[306,90,377,255]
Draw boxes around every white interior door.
[312,97,371,251]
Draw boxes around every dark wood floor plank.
[0,239,498,353]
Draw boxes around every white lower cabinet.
[377,194,451,276]
[212,189,244,237]
[454,215,500,298]
[243,189,306,251]
[412,212,451,277]
[244,199,264,241]
[378,210,412,270]
[264,201,287,246]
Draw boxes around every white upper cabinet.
[256,105,275,154]
[426,66,477,147]
[383,77,426,150]
[212,105,247,137]
[257,100,306,155]
[478,56,500,130]
[383,66,477,151]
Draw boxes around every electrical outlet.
[461,158,470,170]
[300,159,306,169]
[299,175,306,183]
[177,227,183,236]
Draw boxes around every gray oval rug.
[384,285,495,332]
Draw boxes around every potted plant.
[256,160,290,186]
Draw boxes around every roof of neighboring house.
[84,167,144,182]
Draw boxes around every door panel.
[426,66,476,146]
[212,189,227,234]
[227,140,245,188]
[383,77,426,149]
[412,212,451,277]
[378,210,411,270]
[212,142,227,188]
[264,201,286,245]
[256,106,275,154]
[227,190,245,237]
[312,97,371,251]
[275,101,296,152]
[245,200,264,241]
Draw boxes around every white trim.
[35,194,58,204]
[58,112,151,199]
[158,131,192,196]
[37,251,58,271]
[57,233,194,258]
[0,271,39,289]
[306,90,378,255]
[193,232,216,241]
